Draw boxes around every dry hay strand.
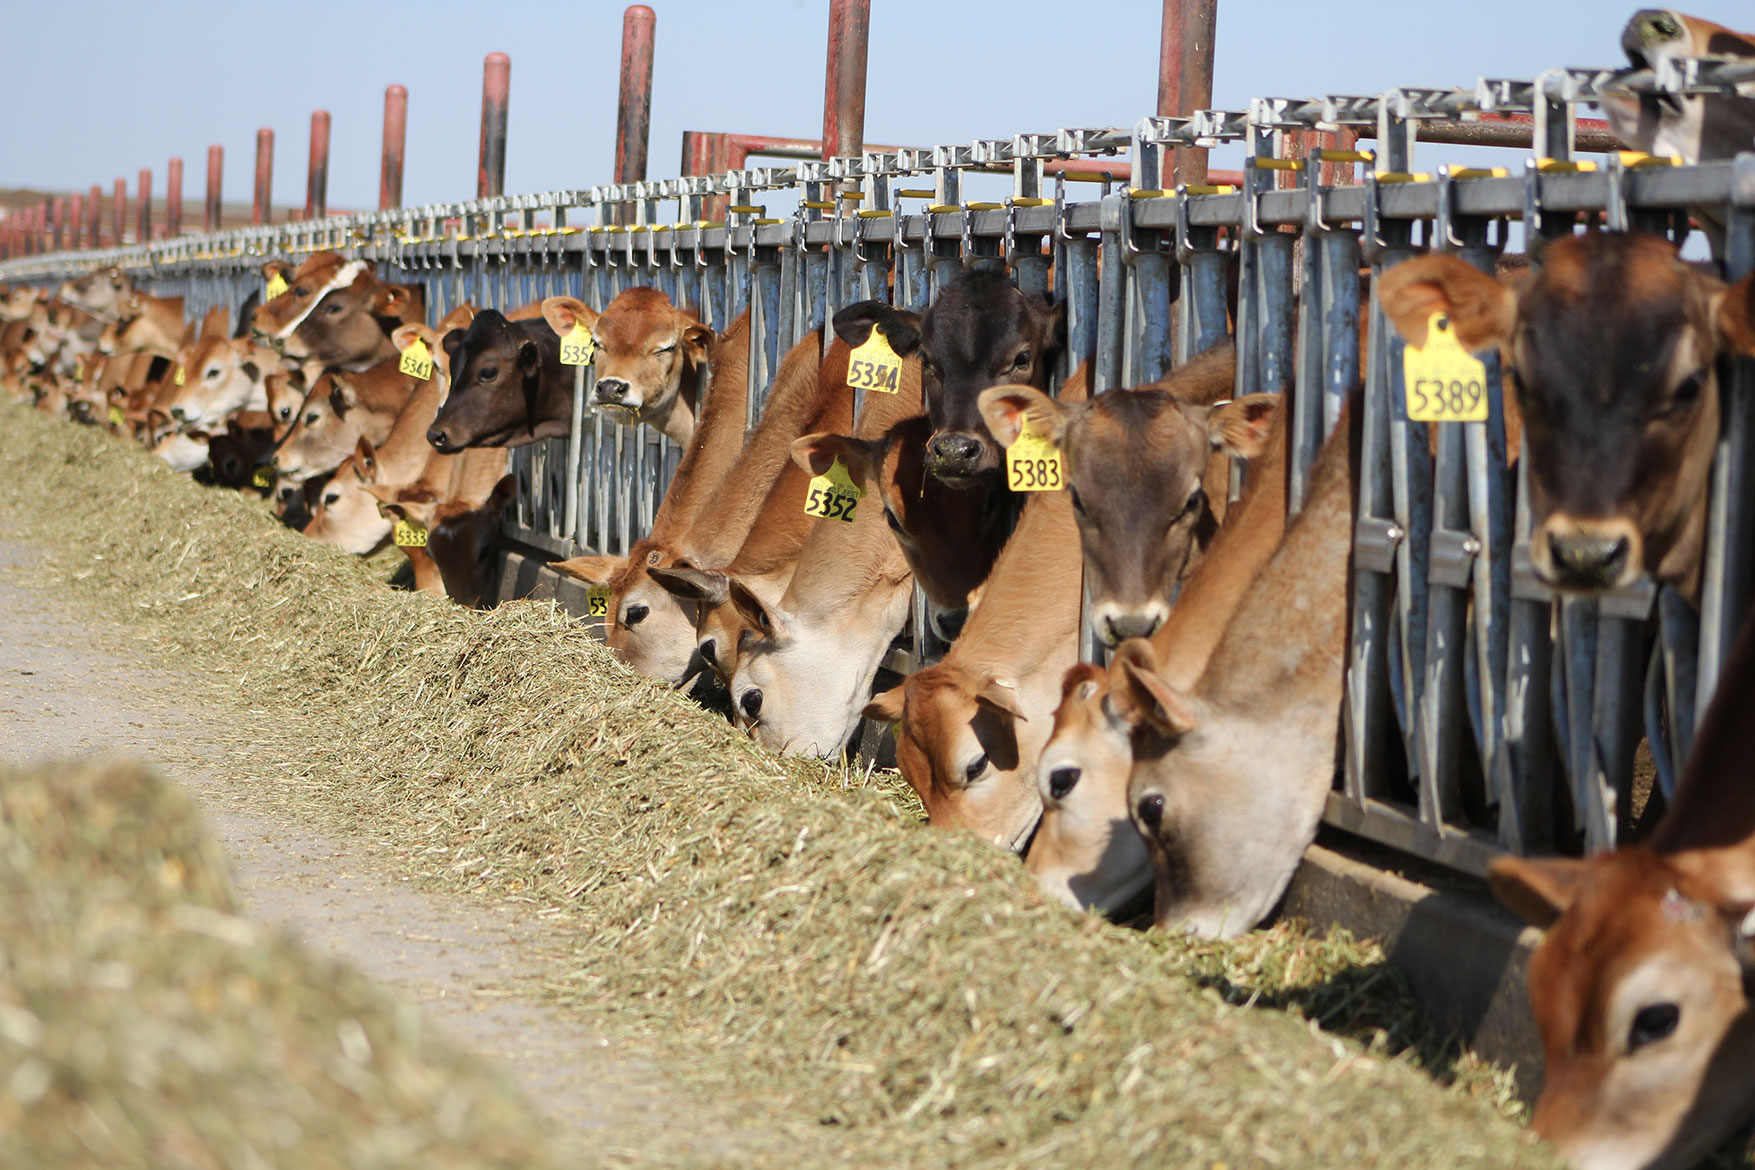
[0,758,570,1170]
[0,403,1551,1168]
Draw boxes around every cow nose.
[739,689,763,721]
[1547,531,1631,584]
[698,639,718,669]
[170,405,186,421]
[1047,766,1080,802]
[929,433,981,465]
[427,427,452,452]
[1136,792,1165,833]
[594,377,630,401]
[1104,611,1163,644]
[930,607,969,642]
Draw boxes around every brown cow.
[252,252,423,371]
[1379,235,1755,601]
[540,289,715,446]
[426,309,568,451]
[1490,608,1755,1170]
[274,359,421,484]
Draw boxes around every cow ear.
[486,474,519,513]
[1108,639,1199,736]
[441,328,465,371]
[1377,254,1516,353]
[1714,274,1755,356]
[682,322,715,364]
[329,381,354,415]
[261,259,292,284]
[979,384,1066,449]
[790,432,876,482]
[648,565,729,606]
[554,555,623,588]
[1042,296,1068,360]
[379,283,421,320]
[831,301,922,356]
[353,436,378,479]
[200,305,229,342]
[975,677,1027,723]
[391,323,435,353]
[1488,855,1589,930]
[1208,394,1281,459]
[438,303,477,333]
[541,296,597,337]
[728,577,787,641]
[864,683,905,725]
[516,340,543,374]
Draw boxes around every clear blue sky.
[5,0,1748,213]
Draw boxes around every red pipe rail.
[87,184,101,248]
[612,9,654,224]
[253,128,274,226]
[112,178,126,246]
[478,53,510,199]
[306,110,331,220]
[380,85,407,211]
[69,195,84,252]
[166,157,183,238]
[205,145,223,233]
[136,169,152,244]
[53,197,68,252]
[821,0,869,162]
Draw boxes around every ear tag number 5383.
[1006,419,1066,492]
[398,337,434,380]
[847,327,902,394]
[560,323,596,367]
[804,456,864,523]
[1403,311,1488,423]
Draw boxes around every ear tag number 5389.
[1403,311,1489,423]
[398,337,434,380]
[560,323,596,367]
[847,327,902,394]
[804,456,864,523]
[1006,420,1066,492]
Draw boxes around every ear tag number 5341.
[804,456,864,523]
[560,323,596,367]
[1006,420,1066,492]
[398,337,434,380]
[847,327,902,394]
[1403,311,1489,423]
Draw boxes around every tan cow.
[381,453,514,606]
[273,359,422,485]
[159,330,276,428]
[253,252,423,371]
[1491,608,1755,1170]
[541,288,715,445]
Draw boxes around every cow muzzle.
[1535,515,1642,593]
[926,431,991,484]
[592,377,638,412]
[1092,601,1170,647]
[426,426,455,453]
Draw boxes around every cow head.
[646,565,744,683]
[57,267,130,320]
[1491,847,1755,1170]
[541,289,712,422]
[425,474,518,608]
[273,369,367,484]
[835,269,1064,487]
[428,310,566,451]
[303,439,394,555]
[160,335,274,428]
[865,667,1040,852]
[264,367,310,438]
[554,544,707,686]
[252,253,420,371]
[1380,235,1755,600]
[1604,11,1755,173]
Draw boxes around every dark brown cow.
[426,309,567,451]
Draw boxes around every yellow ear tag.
[398,336,434,380]
[174,364,186,386]
[107,405,125,428]
[586,585,610,618]
[392,518,428,548]
[1403,311,1489,423]
[265,272,288,300]
[804,455,864,523]
[559,321,596,366]
[1005,419,1066,492]
[847,326,902,394]
[251,466,275,489]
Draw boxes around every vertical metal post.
[306,110,331,220]
[204,146,223,233]
[479,53,510,199]
[166,157,183,237]
[822,0,869,160]
[88,184,102,247]
[253,129,274,225]
[613,9,654,225]
[136,169,152,244]
[112,179,127,245]
[69,195,84,251]
[1158,0,1216,186]
[381,85,407,210]
[50,197,65,252]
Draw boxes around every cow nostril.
[1048,767,1080,802]
[930,433,981,463]
[1136,792,1165,833]
[739,689,763,720]
[426,428,450,451]
[699,639,717,668]
[1547,531,1631,580]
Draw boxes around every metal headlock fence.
[6,52,1755,881]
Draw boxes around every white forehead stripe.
[276,260,368,340]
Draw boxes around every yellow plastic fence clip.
[1448,167,1509,180]
[801,200,836,210]
[1251,158,1305,172]
[926,204,960,214]
[1128,188,1175,199]
[1182,184,1238,195]
[1618,151,1682,169]
[838,191,865,201]
[695,220,724,230]
[1317,149,1375,164]
[1374,172,1433,184]
[856,209,895,218]
[895,189,936,199]
[726,205,764,215]
[1535,159,1598,174]
[754,218,784,225]
[963,201,1003,210]
[1058,170,1122,183]
[1007,197,1054,207]
[555,226,582,235]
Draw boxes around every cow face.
[253,253,418,371]
[1491,848,1755,1170]
[1024,664,1152,914]
[865,669,1041,851]
[264,368,309,438]
[541,290,712,421]
[555,545,706,687]
[428,310,565,451]
[1604,10,1755,174]
[58,267,130,320]
[835,269,1065,487]
[273,371,363,484]
[303,442,393,555]
[161,337,272,427]
[1380,236,1755,600]
[645,566,742,683]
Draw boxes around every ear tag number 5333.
[392,518,427,548]
[560,323,596,366]
[1006,420,1066,492]
[804,456,864,523]
[586,586,610,618]
[1403,311,1488,423]
[847,327,902,394]
[398,337,434,380]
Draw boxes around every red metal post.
[166,156,183,237]
[478,52,510,198]
[41,201,53,253]
[113,178,126,245]
[137,168,152,245]
[69,194,84,251]
[205,144,223,232]
[1158,0,1217,186]
[253,128,274,225]
[87,184,102,247]
[614,8,655,184]
[380,84,407,210]
[52,197,67,251]
[821,0,870,160]
[306,110,331,219]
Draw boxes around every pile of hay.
[0,405,1551,1168]
[0,759,569,1170]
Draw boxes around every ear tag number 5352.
[1403,311,1488,423]
[847,327,902,394]
[398,337,434,380]
[804,456,864,523]
[560,323,596,367]
[1006,420,1066,492]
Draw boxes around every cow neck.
[449,447,509,507]
[637,362,702,447]
[652,312,751,549]
[373,377,446,484]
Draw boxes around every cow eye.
[884,507,906,535]
[323,492,339,506]
[1663,370,1706,415]
[477,366,498,381]
[205,368,220,380]
[325,302,343,315]
[277,406,292,419]
[293,286,308,297]
[623,603,650,627]
[656,342,676,354]
[1178,486,1205,521]
[963,753,989,784]
[1009,349,1031,371]
[304,412,319,425]
[1628,1002,1680,1052]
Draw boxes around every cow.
[426,309,569,451]
[1490,607,1755,1170]
[381,457,516,607]
[540,289,716,446]
[158,327,275,428]
[273,359,422,485]
[1021,395,1286,914]
[252,252,423,371]
[56,267,131,322]
[1380,235,1755,601]
[1112,397,1358,939]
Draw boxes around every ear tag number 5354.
[398,337,434,380]
[560,323,596,367]
[1403,311,1488,423]
[804,456,864,523]
[1006,420,1066,492]
[847,327,902,394]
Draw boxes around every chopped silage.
[0,402,1552,1168]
